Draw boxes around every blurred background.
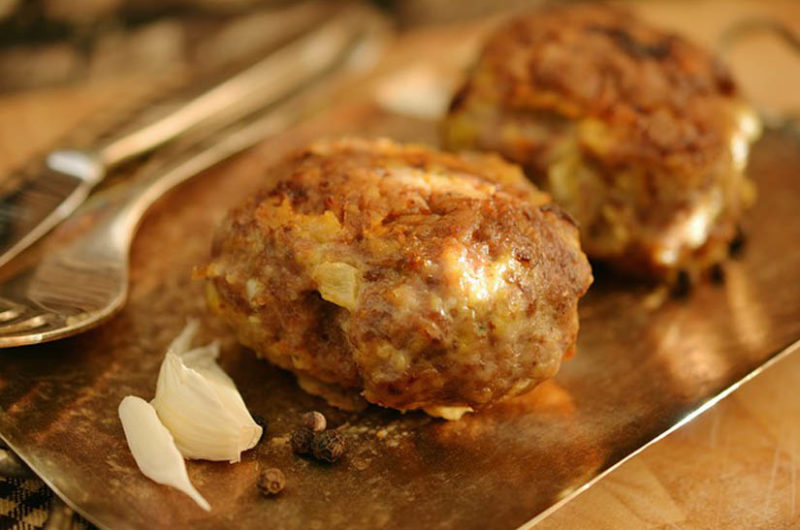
[0,0,538,92]
[0,0,797,106]
[1,0,799,186]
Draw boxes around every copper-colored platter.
[1,5,800,524]
[0,96,797,528]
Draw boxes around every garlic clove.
[152,353,243,462]
[118,396,211,511]
[167,319,200,356]
[179,342,261,453]
[151,322,262,463]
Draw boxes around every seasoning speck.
[671,269,692,298]
[729,225,747,257]
[258,468,285,497]
[312,430,346,463]
[710,263,726,284]
[302,411,327,432]
[291,427,314,456]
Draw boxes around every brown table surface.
[1,1,800,528]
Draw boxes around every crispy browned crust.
[203,138,592,412]
[443,4,758,280]
[450,4,736,177]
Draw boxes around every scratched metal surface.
[0,102,798,529]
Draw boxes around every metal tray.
[0,99,797,529]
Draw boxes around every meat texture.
[202,138,592,415]
[443,5,761,281]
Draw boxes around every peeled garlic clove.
[167,318,200,356]
[180,344,262,452]
[151,322,262,463]
[152,354,243,462]
[118,396,210,511]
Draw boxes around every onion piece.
[118,396,210,511]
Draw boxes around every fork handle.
[93,3,354,170]
[65,10,374,261]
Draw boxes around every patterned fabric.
[0,478,92,530]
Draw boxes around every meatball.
[202,138,592,415]
[443,5,761,282]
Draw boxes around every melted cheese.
[443,245,519,307]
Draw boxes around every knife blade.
[0,154,102,272]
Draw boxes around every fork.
[0,0,346,272]
[0,12,379,348]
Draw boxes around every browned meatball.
[443,5,760,282]
[202,138,592,416]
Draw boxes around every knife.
[0,2,370,270]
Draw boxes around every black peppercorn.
[302,411,327,432]
[291,427,314,456]
[258,468,285,497]
[311,430,346,463]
